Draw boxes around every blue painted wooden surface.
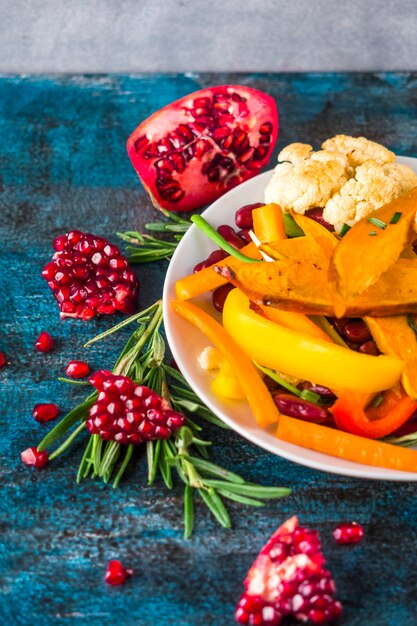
[1,73,417,626]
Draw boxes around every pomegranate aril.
[217,225,245,249]
[104,560,133,586]
[35,331,54,352]
[212,283,234,313]
[33,403,59,423]
[66,360,90,379]
[333,521,364,545]
[273,394,329,423]
[0,352,5,368]
[21,446,48,468]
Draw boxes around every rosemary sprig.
[38,301,290,536]
[117,209,191,263]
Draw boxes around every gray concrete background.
[1,0,417,72]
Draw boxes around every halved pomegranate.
[235,516,342,625]
[127,85,278,212]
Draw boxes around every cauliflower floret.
[322,134,395,169]
[382,162,417,194]
[278,143,313,163]
[264,149,349,214]
[322,159,413,232]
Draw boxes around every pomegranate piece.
[127,85,278,212]
[33,403,59,423]
[35,331,54,352]
[0,352,5,368]
[235,516,342,626]
[42,230,139,320]
[105,560,133,586]
[66,360,90,379]
[86,370,186,444]
[21,446,49,468]
[333,522,364,545]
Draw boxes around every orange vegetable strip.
[175,242,262,300]
[171,299,280,428]
[259,305,332,343]
[253,203,286,243]
[276,415,417,472]
[331,388,417,439]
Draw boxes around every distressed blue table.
[1,74,417,626]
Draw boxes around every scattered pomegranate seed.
[21,446,49,468]
[86,370,186,444]
[42,230,139,320]
[105,560,133,586]
[33,403,59,423]
[0,352,5,368]
[66,360,90,379]
[35,331,54,352]
[235,516,342,625]
[333,522,364,545]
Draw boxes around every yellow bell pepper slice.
[211,359,246,400]
[171,298,280,427]
[222,288,403,394]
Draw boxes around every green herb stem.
[190,215,261,264]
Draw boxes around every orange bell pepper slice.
[252,203,286,243]
[171,299,280,427]
[330,387,417,439]
[276,415,417,472]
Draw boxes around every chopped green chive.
[339,223,351,237]
[368,217,386,229]
[371,393,384,409]
[369,231,377,236]
[390,212,402,224]
[300,389,322,403]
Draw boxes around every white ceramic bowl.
[163,157,417,481]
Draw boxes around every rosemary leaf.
[198,487,231,528]
[77,435,94,483]
[113,444,134,488]
[183,455,245,484]
[184,484,194,539]
[147,440,161,485]
[216,488,265,507]
[202,480,291,499]
[49,422,86,460]
[37,392,97,451]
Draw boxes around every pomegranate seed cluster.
[86,370,186,445]
[42,230,139,320]
[235,516,342,626]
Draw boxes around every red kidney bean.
[193,249,229,273]
[234,203,264,229]
[299,382,336,399]
[304,207,334,231]
[359,340,380,355]
[273,393,329,423]
[237,228,252,244]
[212,283,234,312]
[345,340,361,351]
[331,317,349,335]
[217,224,245,249]
[343,321,372,343]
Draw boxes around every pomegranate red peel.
[235,516,342,625]
[127,85,278,212]
[0,352,5,368]
[42,230,139,320]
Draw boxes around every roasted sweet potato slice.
[291,211,338,259]
[259,237,323,262]
[217,257,417,317]
[329,187,417,303]
[365,315,417,399]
